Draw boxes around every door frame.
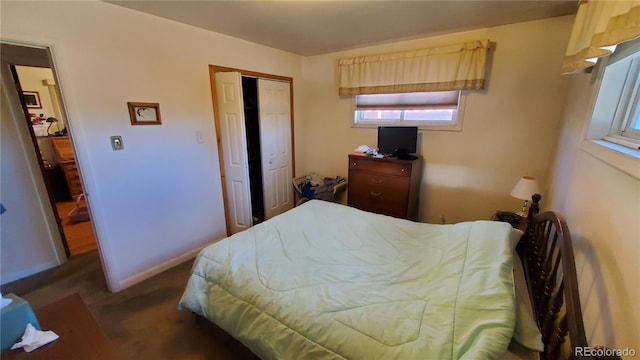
[2,43,71,257]
[1,41,106,284]
[209,65,295,235]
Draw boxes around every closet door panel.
[258,79,293,219]
[215,72,252,234]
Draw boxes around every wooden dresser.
[347,154,423,220]
[51,136,82,198]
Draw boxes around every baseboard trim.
[0,259,62,285]
[112,237,225,292]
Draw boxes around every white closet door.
[258,79,293,219]
[215,72,252,234]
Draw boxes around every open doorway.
[2,43,97,257]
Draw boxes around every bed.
[179,197,613,359]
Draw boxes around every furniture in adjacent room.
[51,136,82,198]
[347,154,422,220]
[43,165,70,201]
[1,293,118,360]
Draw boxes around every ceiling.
[107,1,578,56]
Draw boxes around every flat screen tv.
[377,126,418,159]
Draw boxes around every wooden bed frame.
[194,196,619,360]
[520,194,619,360]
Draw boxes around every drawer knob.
[370,191,382,197]
[401,168,405,172]
[353,162,357,166]
[372,179,383,184]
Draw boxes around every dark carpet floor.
[1,251,241,359]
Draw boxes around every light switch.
[110,136,123,150]
[196,130,205,144]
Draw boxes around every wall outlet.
[110,136,123,150]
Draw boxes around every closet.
[213,70,294,235]
[242,77,265,224]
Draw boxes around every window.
[612,59,640,141]
[582,37,640,179]
[590,38,640,147]
[353,90,465,131]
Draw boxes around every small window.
[353,91,465,131]
[582,37,640,179]
[626,102,640,138]
[591,38,640,148]
[611,58,640,141]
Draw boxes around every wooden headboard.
[518,195,620,360]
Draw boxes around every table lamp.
[46,117,59,135]
[510,176,540,216]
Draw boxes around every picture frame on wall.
[127,102,162,125]
[23,91,42,109]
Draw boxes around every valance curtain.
[338,39,490,96]
[563,0,640,74]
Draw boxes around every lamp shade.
[510,176,540,201]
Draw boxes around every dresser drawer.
[349,157,411,177]
[60,163,79,181]
[51,136,75,162]
[60,162,83,196]
[61,163,77,172]
[348,191,407,218]
[348,172,409,196]
[348,172,409,217]
[67,178,83,197]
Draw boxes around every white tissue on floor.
[10,323,59,352]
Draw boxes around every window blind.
[355,91,459,110]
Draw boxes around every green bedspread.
[179,200,515,359]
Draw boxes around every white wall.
[1,1,302,290]
[299,16,573,223]
[15,66,56,122]
[548,75,639,350]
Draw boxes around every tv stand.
[347,154,422,220]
